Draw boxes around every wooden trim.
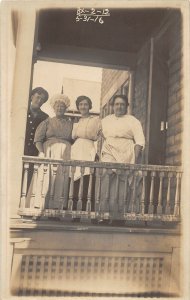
[22,156,183,172]
[37,45,137,70]
[128,71,135,115]
[13,249,174,257]
[27,11,39,111]
[32,11,39,62]
[169,247,180,294]
[145,38,154,164]
[17,208,181,222]
[10,220,180,235]
[10,253,22,295]
[11,11,18,47]
[152,10,181,41]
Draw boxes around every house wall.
[166,12,183,165]
[130,11,183,166]
[100,69,129,108]
[132,42,150,144]
[100,11,183,166]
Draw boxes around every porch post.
[9,8,36,216]
[144,38,154,164]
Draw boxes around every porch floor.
[10,217,180,234]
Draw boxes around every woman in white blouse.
[101,95,145,164]
[100,94,145,214]
[71,95,101,211]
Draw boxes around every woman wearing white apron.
[100,94,145,214]
[71,96,101,211]
[26,94,72,210]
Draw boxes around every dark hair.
[111,94,129,106]
[76,95,92,110]
[30,87,49,102]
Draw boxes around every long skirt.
[70,138,96,211]
[99,171,142,214]
[25,140,71,210]
[100,139,142,214]
[71,138,96,180]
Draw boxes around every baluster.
[68,166,76,211]
[95,168,103,216]
[41,164,48,210]
[104,169,112,212]
[148,171,156,214]
[59,166,67,210]
[123,170,129,214]
[174,172,181,216]
[114,169,122,214]
[49,164,57,208]
[20,162,29,208]
[140,171,147,214]
[157,172,164,214]
[86,168,94,212]
[77,166,85,211]
[131,170,138,213]
[165,172,173,214]
[30,164,39,209]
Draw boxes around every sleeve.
[132,118,145,148]
[95,117,102,137]
[100,116,110,139]
[34,119,48,144]
[72,123,78,140]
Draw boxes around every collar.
[29,106,42,117]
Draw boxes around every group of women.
[26,93,145,212]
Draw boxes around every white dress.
[100,114,145,213]
[101,114,145,163]
[71,116,101,180]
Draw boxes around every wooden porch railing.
[18,156,182,223]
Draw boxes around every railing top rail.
[22,156,183,172]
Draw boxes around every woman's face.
[78,99,90,116]
[53,101,67,117]
[113,97,127,117]
[31,92,46,109]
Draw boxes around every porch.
[10,219,180,297]
[8,4,186,298]
[18,156,182,225]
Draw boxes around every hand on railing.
[95,153,100,162]
[38,152,45,158]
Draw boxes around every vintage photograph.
[1,0,190,298]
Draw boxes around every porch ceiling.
[38,8,168,54]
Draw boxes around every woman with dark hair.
[101,94,145,164]
[100,94,145,214]
[25,87,49,157]
[71,95,101,211]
